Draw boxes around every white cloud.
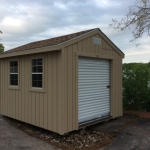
[126,50,150,56]
[2,17,22,27]
[94,0,121,8]
[54,2,68,9]
[0,0,149,63]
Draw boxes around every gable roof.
[4,28,95,54]
[1,28,124,58]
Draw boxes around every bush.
[123,63,150,111]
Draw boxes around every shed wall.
[61,33,123,134]
[0,51,63,134]
[0,32,123,135]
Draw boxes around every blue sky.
[0,0,150,63]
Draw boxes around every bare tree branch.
[109,0,150,45]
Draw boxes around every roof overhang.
[0,28,125,58]
[0,44,61,58]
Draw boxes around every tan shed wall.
[0,51,63,134]
[61,33,123,134]
[0,32,123,135]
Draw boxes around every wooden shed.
[0,28,124,135]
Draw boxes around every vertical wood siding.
[61,33,123,133]
[0,51,62,134]
[0,33,123,135]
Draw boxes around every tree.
[0,31,4,53]
[109,0,150,45]
[123,63,150,111]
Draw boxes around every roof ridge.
[27,28,96,45]
[5,28,97,53]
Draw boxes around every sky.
[0,0,150,63]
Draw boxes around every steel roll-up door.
[78,56,110,125]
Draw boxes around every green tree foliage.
[0,30,4,53]
[0,44,4,53]
[123,63,150,111]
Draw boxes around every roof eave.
[0,44,60,58]
[97,28,125,58]
[0,28,125,59]
[0,29,97,58]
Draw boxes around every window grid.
[10,61,18,86]
[31,58,43,88]
[93,37,101,45]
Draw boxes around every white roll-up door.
[78,56,110,125]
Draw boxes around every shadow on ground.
[1,114,150,150]
[88,114,150,150]
[0,115,60,150]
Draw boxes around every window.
[93,37,101,45]
[32,58,43,88]
[10,61,18,86]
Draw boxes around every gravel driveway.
[0,115,61,150]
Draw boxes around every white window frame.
[31,58,43,88]
[93,37,101,45]
[10,60,18,87]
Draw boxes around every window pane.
[38,81,42,88]
[10,79,18,86]
[32,74,38,80]
[14,61,18,67]
[10,61,18,86]
[10,74,18,86]
[32,59,36,66]
[11,74,14,80]
[14,80,18,86]
[32,59,42,73]
[10,74,14,80]
[10,67,13,73]
[10,61,13,67]
[37,59,42,65]
[14,74,18,80]
[10,79,14,86]
[32,81,38,87]
[32,66,37,72]
[13,67,18,73]
[37,66,42,72]
[10,61,18,73]
[32,58,43,88]
[37,74,42,80]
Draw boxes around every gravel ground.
[0,115,61,150]
[1,116,114,150]
[0,116,114,150]
[1,114,150,150]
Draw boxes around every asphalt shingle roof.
[5,28,96,53]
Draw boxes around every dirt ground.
[124,110,150,118]
[1,114,150,150]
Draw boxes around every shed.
[0,28,124,135]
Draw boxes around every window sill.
[9,86,20,90]
[29,88,45,93]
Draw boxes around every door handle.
[106,85,110,88]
